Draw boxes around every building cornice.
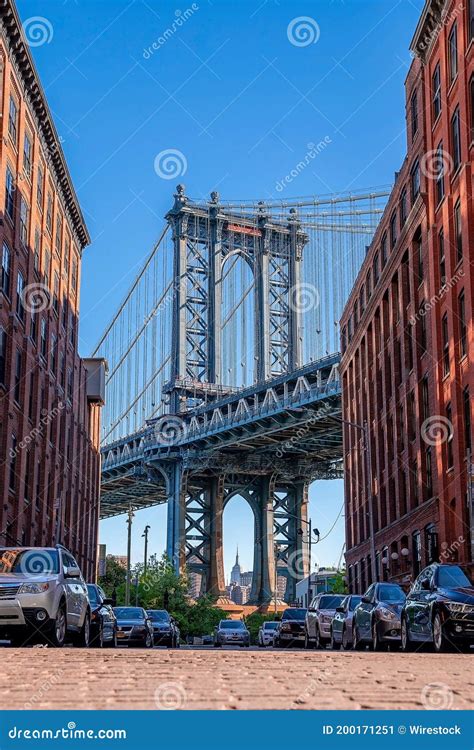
[0,0,90,249]
[410,0,450,62]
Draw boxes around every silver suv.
[0,545,91,647]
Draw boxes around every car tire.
[401,617,414,652]
[214,642,221,648]
[432,612,449,653]
[50,603,67,648]
[342,627,351,651]
[104,631,117,648]
[304,631,313,650]
[314,627,323,650]
[372,621,383,651]
[74,610,91,648]
[330,629,340,650]
[352,623,363,650]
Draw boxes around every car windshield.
[113,607,144,620]
[147,610,170,622]
[349,596,362,611]
[378,584,405,603]
[0,549,59,575]
[438,565,472,589]
[263,622,278,630]
[220,621,244,629]
[319,595,344,610]
[87,585,99,604]
[281,608,307,621]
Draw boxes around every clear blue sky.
[18,0,423,576]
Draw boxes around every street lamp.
[142,525,151,576]
[125,503,134,606]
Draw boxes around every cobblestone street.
[1,647,472,710]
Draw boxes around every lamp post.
[125,503,134,606]
[142,525,150,576]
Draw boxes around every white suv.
[0,545,91,647]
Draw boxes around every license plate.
[117,632,126,638]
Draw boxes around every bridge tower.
[162,185,311,604]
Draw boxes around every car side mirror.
[421,579,431,590]
[103,598,113,605]
[335,606,344,613]
[361,595,371,604]
[65,566,81,578]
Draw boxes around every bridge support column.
[285,482,310,603]
[166,463,186,574]
[207,475,226,598]
[249,476,276,605]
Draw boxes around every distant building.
[295,568,341,608]
[108,554,128,570]
[240,570,253,588]
[98,545,107,577]
[230,548,242,585]
[187,554,202,599]
[226,582,250,605]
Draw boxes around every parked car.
[202,634,214,646]
[113,607,154,648]
[330,594,362,650]
[257,621,279,647]
[146,609,180,647]
[401,563,474,653]
[0,545,90,648]
[87,584,117,648]
[352,582,406,650]
[214,619,250,647]
[305,594,345,649]
[274,608,307,648]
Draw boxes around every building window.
[451,107,461,172]
[53,272,59,314]
[23,133,32,179]
[71,257,78,294]
[59,352,66,389]
[471,76,474,142]
[464,387,471,454]
[9,435,17,491]
[425,524,438,564]
[432,63,441,120]
[438,228,446,287]
[411,89,418,138]
[448,22,458,82]
[446,403,454,469]
[0,327,7,385]
[19,196,29,246]
[425,447,433,499]
[44,249,51,290]
[419,302,427,352]
[40,318,47,359]
[435,141,445,204]
[1,243,11,297]
[37,165,44,209]
[390,212,397,249]
[67,368,73,402]
[415,234,423,284]
[458,290,467,358]
[366,270,372,300]
[50,334,57,374]
[46,194,53,234]
[34,229,40,273]
[8,96,18,143]
[16,272,25,322]
[30,311,37,344]
[28,372,35,421]
[381,232,387,267]
[5,167,15,222]
[442,313,450,376]
[14,349,21,403]
[373,252,379,285]
[454,200,462,263]
[400,188,407,226]
[55,215,62,256]
[412,531,422,576]
[410,159,420,201]
[421,377,429,422]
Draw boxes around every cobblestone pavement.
[1,646,472,710]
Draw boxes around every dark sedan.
[352,582,406,650]
[113,607,154,648]
[146,609,180,648]
[401,563,474,653]
[330,595,362,650]
[87,584,117,648]
[273,608,307,647]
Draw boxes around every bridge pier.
[249,477,276,605]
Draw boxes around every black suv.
[401,563,474,652]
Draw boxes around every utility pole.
[125,504,134,606]
[143,525,150,576]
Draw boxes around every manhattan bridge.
[94,184,389,604]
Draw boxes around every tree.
[98,556,126,601]
[330,570,348,594]
[244,612,280,644]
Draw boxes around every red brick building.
[0,1,105,578]
[340,0,473,592]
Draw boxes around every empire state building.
[230,548,242,586]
